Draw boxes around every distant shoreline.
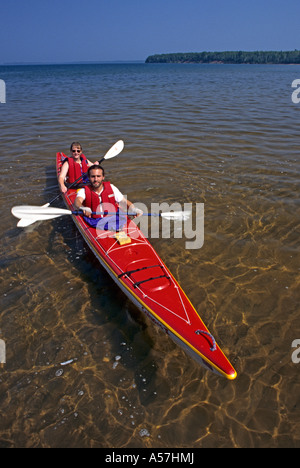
[145,51,300,65]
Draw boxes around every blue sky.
[1,0,300,63]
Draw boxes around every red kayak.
[57,152,237,380]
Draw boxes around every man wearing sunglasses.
[58,142,98,194]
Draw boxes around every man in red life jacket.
[58,142,97,194]
[74,165,142,228]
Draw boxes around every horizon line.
[0,60,145,66]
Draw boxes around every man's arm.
[120,197,143,217]
[58,162,69,193]
[74,194,92,217]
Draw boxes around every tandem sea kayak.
[56,151,237,380]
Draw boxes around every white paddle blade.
[11,205,72,222]
[104,140,124,160]
[17,218,39,227]
[160,211,191,221]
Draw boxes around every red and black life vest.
[66,155,89,183]
[83,182,119,218]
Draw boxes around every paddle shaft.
[73,211,162,217]
[71,211,189,220]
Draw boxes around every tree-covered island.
[145,50,300,64]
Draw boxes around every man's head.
[88,165,105,191]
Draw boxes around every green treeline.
[145,50,300,64]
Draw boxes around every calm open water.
[0,63,299,448]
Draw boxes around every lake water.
[0,63,299,448]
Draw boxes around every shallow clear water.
[0,63,299,447]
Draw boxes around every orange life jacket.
[66,155,89,183]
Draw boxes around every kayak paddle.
[11,205,191,227]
